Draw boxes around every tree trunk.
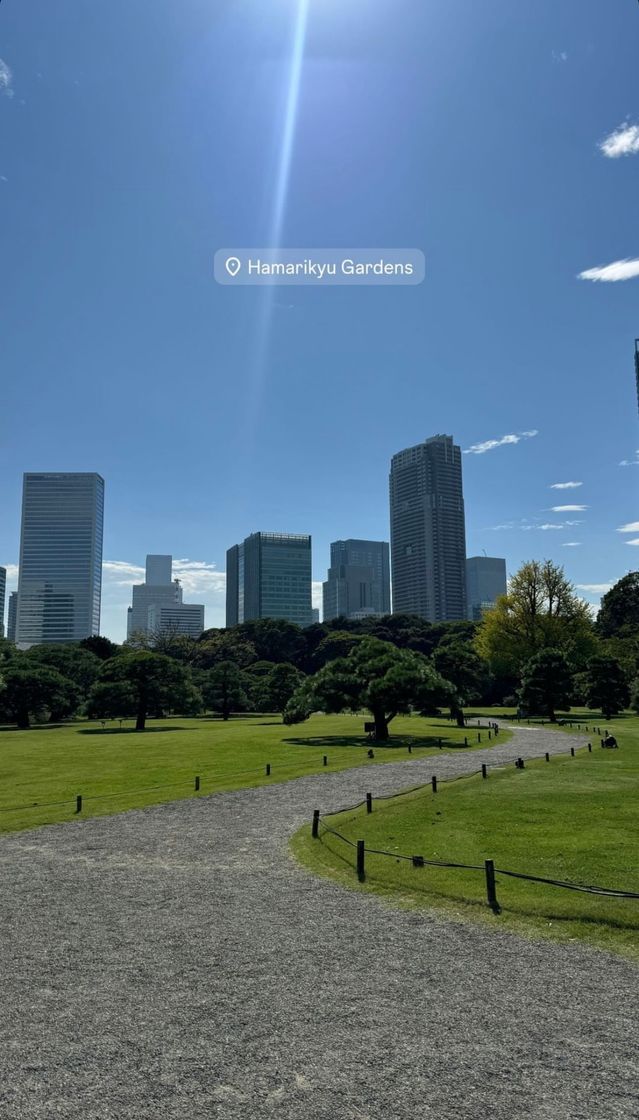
[372,709,390,741]
[548,707,556,723]
[136,703,147,731]
[455,707,465,728]
[16,707,30,730]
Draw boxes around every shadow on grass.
[78,726,193,736]
[284,735,473,751]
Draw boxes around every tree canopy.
[284,637,453,740]
[476,560,596,676]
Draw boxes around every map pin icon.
[225,257,241,278]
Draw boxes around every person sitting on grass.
[603,734,618,749]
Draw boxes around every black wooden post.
[194,776,200,791]
[75,794,82,814]
[485,859,499,911]
[312,809,320,838]
[356,840,365,882]
[366,792,373,814]
[266,763,271,776]
[431,775,437,794]
[464,736,468,747]
[323,755,328,767]
[438,737,442,748]
[477,732,481,743]
[588,742,592,753]
[488,730,492,740]
[481,763,487,779]
[570,747,575,757]
[545,752,550,762]
[519,757,524,768]
[408,743,412,754]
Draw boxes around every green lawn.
[0,712,509,834]
[292,711,639,960]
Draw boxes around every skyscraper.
[226,532,312,627]
[16,473,104,648]
[323,539,390,621]
[466,556,507,620]
[0,566,5,638]
[7,592,17,643]
[389,435,467,621]
[127,554,205,638]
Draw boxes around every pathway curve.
[0,727,637,1120]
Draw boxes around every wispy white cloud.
[564,519,584,526]
[102,560,145,586]
[625,538,639,547]
[552,50,568,64]
[579,258,639,283]
[577,582,614,595]
[0,59,14,99]
[617,521,639,533]
[464,430,538,455]
[619,450,639,467]
[172,559,225,597]
[562,542,582,547]
[550,481,582,490]
[550,504,588,512]
[600,122,639,158]
[537,523,564,531]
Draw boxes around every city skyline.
[0,2,637,646]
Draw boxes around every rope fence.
[310,740,639,910]
[0,719,507,823]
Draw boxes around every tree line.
[0,563,637,735]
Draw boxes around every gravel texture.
[1,726,637,1119]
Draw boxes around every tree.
[87,681,137,720]
[25,644,101,698]
[519,649,573,722]
[262,663,304,714]
[285,637,453,741]
[312,631,364,670]
[202,661,248,720]
[97,652,200,731]
[596,572,639,639]
[476,560,596,676]
[584,654,630,719]
[195,634,257,670]
[79,635,120,661]
[234,618,305,666]
[0,665,81,729]
[433,642,491,726]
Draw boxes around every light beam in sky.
[242,0,310,456]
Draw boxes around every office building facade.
[389,435,467,621]
[226,532,312,628]
[0,566,5,638]
[16,473,104,648]
[127,554,204,638]
[466,556,507,620]
[323,539,390,621]
[7,591,17,643]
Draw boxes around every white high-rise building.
[127,555,205,639]
[16,473,104,648]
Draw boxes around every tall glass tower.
[16,473,104,648]
[226,532,312,627]
[389,435,467,621]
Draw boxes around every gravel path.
[1,726,637,1120]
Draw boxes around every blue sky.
[0,0,637,641]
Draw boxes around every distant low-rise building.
[127,555,204,639]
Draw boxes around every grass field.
[0,712,509,834]
[292,711,639,960]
